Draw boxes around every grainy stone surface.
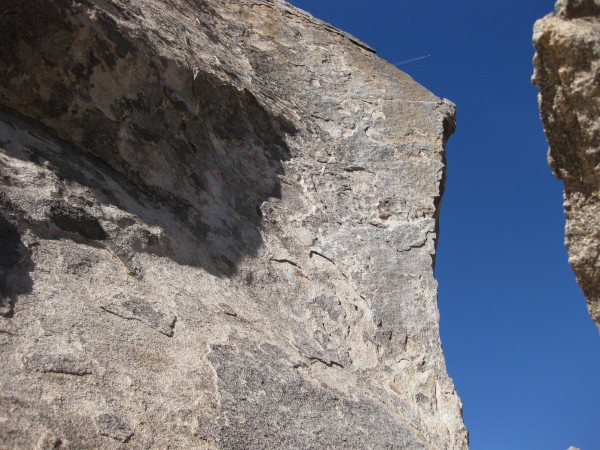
[533,0,600,328]
[0,0,466,448]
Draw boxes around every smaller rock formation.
[533,0,600,328]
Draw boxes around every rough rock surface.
[0,1,467,448]
[533,0,600,328]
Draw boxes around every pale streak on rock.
[533,0,600,328]
[0,0,467,448]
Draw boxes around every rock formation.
[533,0,600,328]
[0,0,467,448]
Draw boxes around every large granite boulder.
[533,0,600,328]
[0,1,467,448]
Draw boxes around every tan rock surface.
[533,0,600,328]
[0,1,466,448]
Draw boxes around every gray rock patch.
[95,413,133,443]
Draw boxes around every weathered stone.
[533,0,600,328]
[0,0,466,448]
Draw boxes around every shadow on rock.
[0,211,34,317]
[0,0,296,278]
[0,94,293,278]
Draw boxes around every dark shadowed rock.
[0,213,30,317]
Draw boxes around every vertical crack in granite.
[533,0,600,328]
[0,0,467,448]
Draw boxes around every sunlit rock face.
[533,0,600,329]
[0,1,467,448]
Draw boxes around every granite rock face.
[533,0,600,328]
[0,1,467,448]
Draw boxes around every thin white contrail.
[393,54,431,66]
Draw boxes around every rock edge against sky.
[533,0,600,329]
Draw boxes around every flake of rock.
[533,0,600,328]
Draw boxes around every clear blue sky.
[289,1,600,449]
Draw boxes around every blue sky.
[289,1,600,449]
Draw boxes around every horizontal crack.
[307,356,344,368]
[269,258,302,269]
